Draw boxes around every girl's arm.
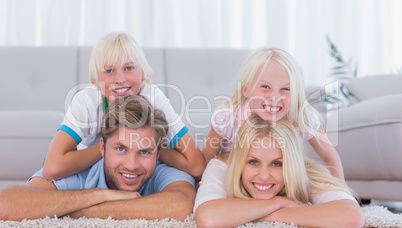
[309,131,345,180]
[43,130,102,180]
[258,199,364,228]
[158,132,206,180]
[202,127,224,163]
[195,196,303,228]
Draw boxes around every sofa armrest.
[0,110,63,182]
[326,94,402,180]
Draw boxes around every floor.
[366,200,402,213]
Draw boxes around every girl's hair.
[89,32,152,85]
[229,47,323,138]
[101,95,168,151]
[226,115,352,203]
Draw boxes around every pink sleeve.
[211,105,235,140]
[299,110,321,141]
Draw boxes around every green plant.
[324,36,358,110]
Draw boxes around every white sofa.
[0,47,401,202]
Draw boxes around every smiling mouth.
[253,183,274,191]
[112,87,130,94]
[121,173,139,178]
[263,104,282,112]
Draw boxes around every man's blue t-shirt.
[30,159,195,196]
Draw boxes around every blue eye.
[261,85,269,89]
[116,147,126,153]
[126,66,134,71]
[282,87,290,91]
[105,69,113,74]
[139,150,151,155]
[248,160,259,166]
[272,161,282,167]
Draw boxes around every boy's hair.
[101,95,168,151]
[229,47,324,139]
[226,115,352,203]
[89,32,152,84]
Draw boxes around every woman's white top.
[194,158,357,212]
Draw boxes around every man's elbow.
[0,195,16,221]
[171,201,194,222]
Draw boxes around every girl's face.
[241,137,285,200]
[94,56,145,103]
[243,60,291,122]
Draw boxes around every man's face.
[100,126,159,192]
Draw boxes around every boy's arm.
[258,199,364,228]
[0,177,138,221]
[308,131,345,180]
[68,181,196,221]
[158,132,206,180]
[43,130,102,180]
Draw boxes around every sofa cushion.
[0,110,63,180]
[0,47,78,111]
[347,75,402,102]
[327,94,402,180]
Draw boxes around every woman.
[195,116,364,228]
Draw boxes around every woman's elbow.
[340,207,365,228]
[195,206,224,228]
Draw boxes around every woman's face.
[241,136,285,200]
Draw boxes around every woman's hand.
[272,196,308,209]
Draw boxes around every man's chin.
[118,183,141,192]
[118,184,141,192]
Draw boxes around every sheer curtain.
[0,0,400,84]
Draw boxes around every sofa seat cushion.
[327,94,402,180]
[0,110,63,180]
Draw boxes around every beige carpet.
[0,205,401,227]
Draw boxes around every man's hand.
[67,190,141,219]
[104,189,142,202]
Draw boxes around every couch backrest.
[0,47,78,111]
[347,74,402,103]
[163,48,252,141]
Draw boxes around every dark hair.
[101,95,169,150]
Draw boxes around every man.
[0,95,196,221]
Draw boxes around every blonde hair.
[228,47,324,140]
[226,115,352,203]
[89,32,152,85]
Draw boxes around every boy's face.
[94,57,145,103]
[100,126,159,192]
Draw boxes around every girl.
[43,32,206,181]
[203,47,344,180]
[195,116,364,227]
